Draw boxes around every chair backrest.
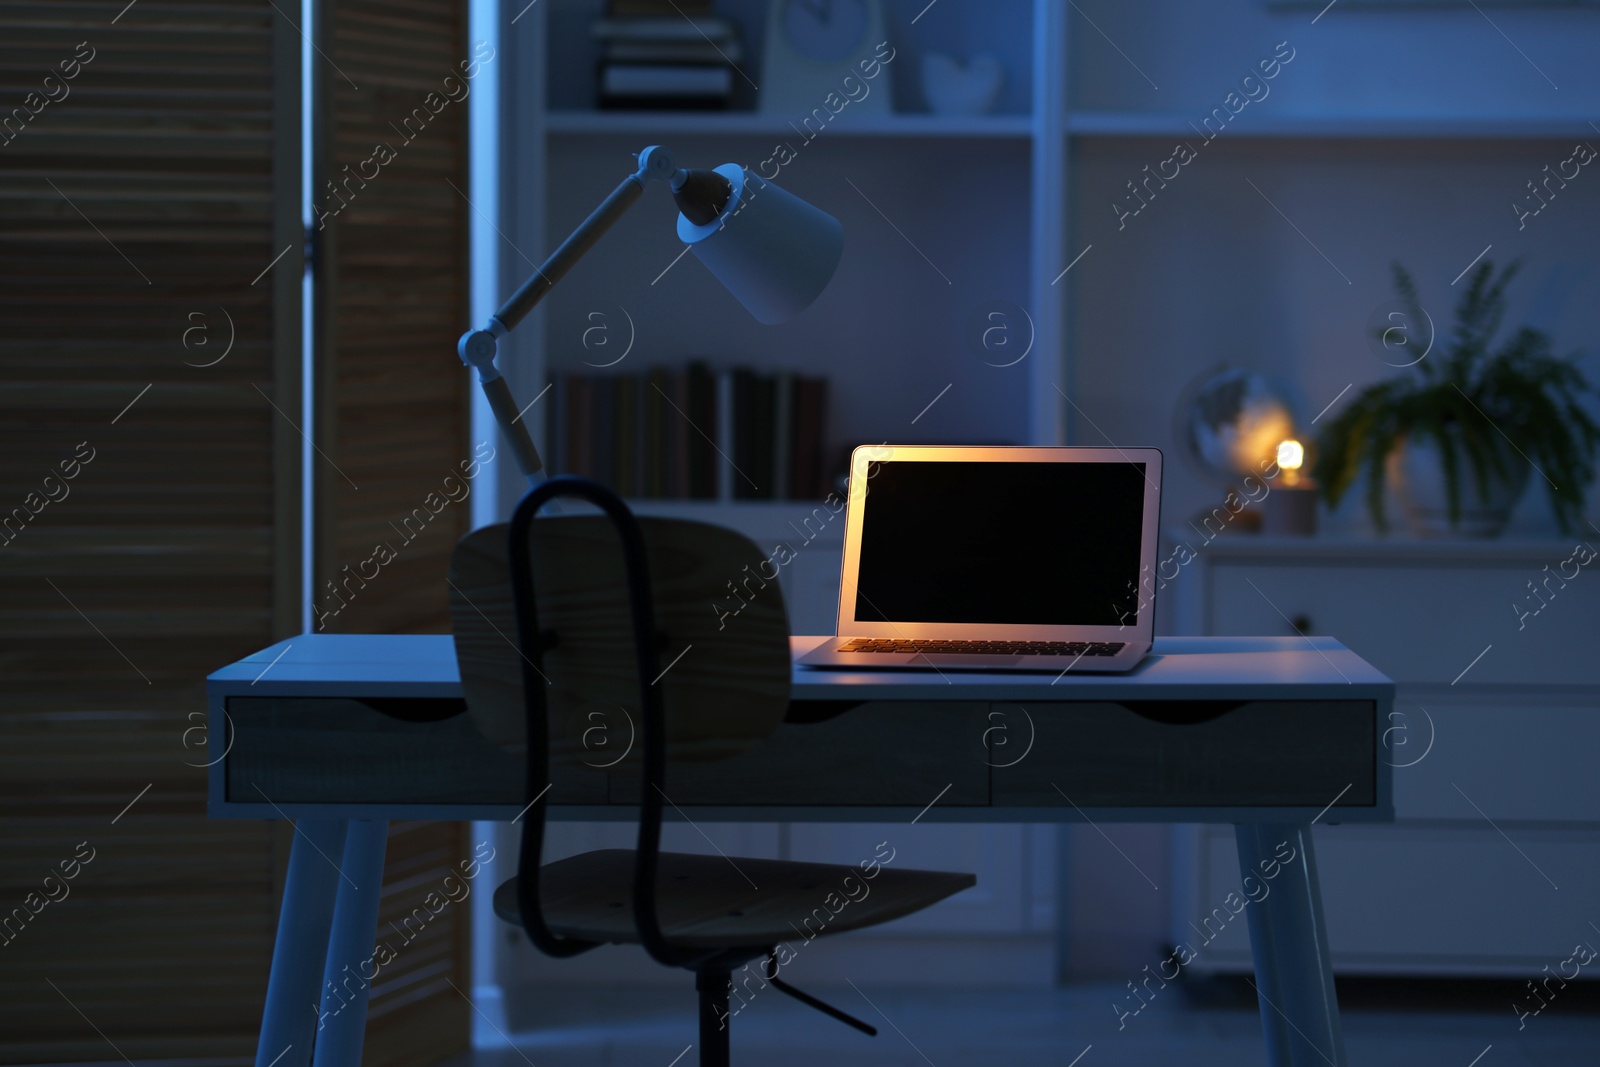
[448,478,791,967]
[449,516,791,765]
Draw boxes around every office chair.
[448,476,975,1067]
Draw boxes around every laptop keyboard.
[836,638,1126,657]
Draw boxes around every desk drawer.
[225,697,603,805]
[610,701,989,807]
[990,700,1376,809]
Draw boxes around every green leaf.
[1318,260,1597,534]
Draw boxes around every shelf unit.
[489,0,1600,990]
[501,0,1600,540]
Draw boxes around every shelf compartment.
[546,109,1034,139]
[1066,111,1600,140]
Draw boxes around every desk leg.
[312,819,390,1067]
[258,820,348,1067]
[1234,823,1347,1067]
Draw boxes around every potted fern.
[1315,261,1599,536]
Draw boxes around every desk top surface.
[209,634,1394,822]
[209,633,1392,703]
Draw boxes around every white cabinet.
[1169,537,1600,976]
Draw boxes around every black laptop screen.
[853,460,1147,626]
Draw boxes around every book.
[609,0,713,15]
[567,374,591,482]
[715,369,734,502]
[545,364,828,501]
[750,373,776,500]
[686,360,717,499]
[593,374,616,488]
[600,64,733,99]
[603,40,744,63]
[592,9,739,110]
[616,373,638,498]
[591,16,739,42]
[546,371,566,476]
[731,368,757,500]
[644,366,668,498]
[667,367,690,500]
[792,375,824,500]
[772,372,794,502]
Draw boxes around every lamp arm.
[457,146,681,484]
[493,173,646,333]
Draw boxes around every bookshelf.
[500,0,1070,535]
[488,0,1600,990]
[500,0,1600,527]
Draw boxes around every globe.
[1180,368,1297,483]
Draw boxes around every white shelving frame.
[505,0,1072,524]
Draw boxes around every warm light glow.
[1226,406,1295,478]
[1277,439,1305,471]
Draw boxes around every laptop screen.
[853,459,1148,626]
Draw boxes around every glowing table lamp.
[1263,437,1318,536]
[455,146,844,484]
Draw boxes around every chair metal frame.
[506,475,696,967]
[505,476,879,1065]
[505,477,755,1065]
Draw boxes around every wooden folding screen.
[0,1,302,1060]
[312,0,476,637]
[1,1,473,1063]
[313,1,476,1063]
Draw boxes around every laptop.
[798,445,1162,673]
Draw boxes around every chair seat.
[494,849,975,950]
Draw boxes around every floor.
[441,977,1600,1066]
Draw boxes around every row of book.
[544,364,832,501]
[593,1,742,110]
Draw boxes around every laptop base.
[797,640,1151,674]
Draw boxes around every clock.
[760,0,893,118]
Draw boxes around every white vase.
[920,52,1003,116]
[1386,433,1530,538]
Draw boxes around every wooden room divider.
[0,2,474,1063]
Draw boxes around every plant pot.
[1386,434,1531,538]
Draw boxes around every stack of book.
[592,1,743,110]
[544,363,830,502]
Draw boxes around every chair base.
[696,969,731,1067]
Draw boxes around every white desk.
[208,633,1394,1067]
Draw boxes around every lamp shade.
[677,164,843,325]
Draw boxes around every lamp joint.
[457,328,500,381]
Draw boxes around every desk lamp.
[456,146,844,484]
